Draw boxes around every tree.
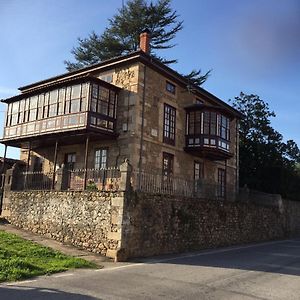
[65,0,210,86]
[231,92,300,200]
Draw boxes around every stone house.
[0,31,242,196]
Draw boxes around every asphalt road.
[1,238,300,300]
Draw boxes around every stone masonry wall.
[5,190,300,261]
[7,191,125,257]
[122,192,299,259]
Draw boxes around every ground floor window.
[94,148,107,169]
[194,161,203,192]
[65,153,76,170]
[162,152,174,179]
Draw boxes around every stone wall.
[122,192,299,259]
[5,189,300,261]
[7,191,125,257]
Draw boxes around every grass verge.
[0,230,96,282]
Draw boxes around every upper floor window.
[166,81,176,94]
[187,111,229,140]
[91,84,116,118]
[163,104,176,145]
[94,148,107,169]
[219,115,230,140]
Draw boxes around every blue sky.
[0,0,299,159]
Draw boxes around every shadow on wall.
[0,286,100,300]
[132,238,300,277]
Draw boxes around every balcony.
[1,76,120,148]
[184,104,234,160]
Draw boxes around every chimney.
[139,29,151,54]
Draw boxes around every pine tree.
[65,0,210,86]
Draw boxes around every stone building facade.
[1,31,242,193]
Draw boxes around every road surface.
[1,238,300,299]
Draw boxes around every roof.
[2,75,121,104]
[2,50,243,118]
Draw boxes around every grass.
[0,230,96,282]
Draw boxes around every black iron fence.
[12,166,237,201]
[132,170,237,200]
[20,171,53,190]
[68,168,121,191]
[15,167,121,192]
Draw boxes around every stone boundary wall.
[4,190,300,261]
[7,191,125,258]
[122,192,300,259]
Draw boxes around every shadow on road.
[133,238,300,277]
[0,286,100,300]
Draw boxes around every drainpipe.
[235,119,239,192]
[0,144,7,215]
[137,64,147,189]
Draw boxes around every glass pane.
[49,104,57,117]
[71,84,81,99]
[11,114,18,126]
[30,96,38,108]
[49,90,58,104]
[70,99,80,113]
[19,99,25,111]
[29,109,37,121]
[99,87,109,101]
[81,83,87,98]
[203,111,210,134]
[66,86,72,100]
[59,88,66,101]
[12,102,19,113]
[92,84,98,98]
[91,99,97,112]
[210,112,216,135]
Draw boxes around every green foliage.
[86,180,98,191]
[182,69,212,88]
[0,230,96,282]
[231,92,300,200]
[65,0,210,86]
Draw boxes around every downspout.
[236,119,239,192]
[137,64,147,189]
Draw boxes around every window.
[65,153,76,170]
[94,149,107,169]
[166,81,176,94]
[28,96,38,122]
[219,115,230,140]
[162,152,174,179]
[186,110,231,151]
[194,161,203,193]
[163,104,176,145]
[194,161,203,181]
[33,156,43,172]
[91,84,117,119]
[217,168,226,198]
[8,101,19,126]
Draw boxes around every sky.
[0,0,299,159]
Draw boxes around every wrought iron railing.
[132,170,237,200]
[20,171,54,190]
[68,167,121,191]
